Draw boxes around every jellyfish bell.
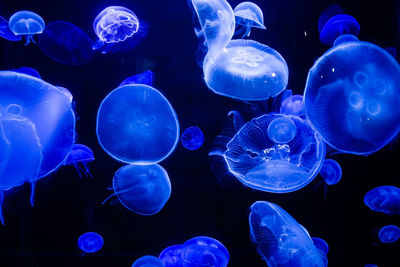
[333,34,359,46]
[318,4,344,33]
[159,244,185,267]
[8,10,45,45]
[233,1,266,38]
[378,225,400,243]
[0,16,22,41]
[319,14,360,46]
[267,116,297,144]
[63,144,95,177]
[181,126,204,150]
[363,186,400,215]
[312,237,329,255]
[280,95,305,117]
[77,232,104,253]
[132,255,165,267]
[319,159,342,185]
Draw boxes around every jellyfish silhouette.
[159,244,185,267]
[0,16,21,41]
[311,237,329,255]
[249,201,328,267]
[11,67,41,79]
[63,144,95,177]
[319,159,342,185]
[8,10,45,45]
[333,34,359,46]
[181,126,204,150]
[132,255,165,267]
[378,225,400,243]
[97,84,179,165]
[280,95,305,117]
[39,21,94,66]
[319,14,360,46]
[78,232,104,253]
[119,70,154,87]
[233,1,266,38]
[304,41,400,155]
[364,186,400,215]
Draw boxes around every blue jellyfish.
[364,186,400,215]
[104,164,171,215]
[364,264,378,267]
[132,255,165,267]
[224,113,325,193]
[304,41,400,155]
[77,232,104,253]
[96,84,179,164]
[159,244,184,267]
[203,39,289,101]
[0,16,21,41]
[39,21,94,66]
[318,5,344,34]
[181,126,204,150]
[233,1,266,38]
[333,34,359,46]
[319,14,360,46]
[249,201,328,267]
[378,225,400,243]
[63,144,95,177]
[56,86,73,104]
[8,11,45,45]
[280,95,305,117]
[267,116,297,144]
[11,67,41,79]
[119,70,154,87]
[311,237,329,255]
[319,159,342,185]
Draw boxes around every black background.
[0,0,399,266]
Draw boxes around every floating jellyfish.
[39,21,94,66]
[280,95,305,117]
[0,16,22,41]
[378,225,400,243]
[311,237,329,255]
[224,113,325,193]
[203,39,289,101]
[318,5,343,33]
[304,41,400,155]
[159,244,184,267]
[319,14,360,46]
[8,11,45,45]
[96,84,179,164]
[319,159,342,185]
[364,186,400,215]
[233,1,266,38]
[77,232,104,253]
[267,116,297,144]
[249,201,328,267]
[119,70,154,87]
[132,255,165,267]
[364,265,378,267]
[63,144,95,177]
[11,67,41,79]
[333,34,359,46]
[181,126,204,150]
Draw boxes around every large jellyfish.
[159,244,185,267]
[132,255,165,267]
[181,126,204,150]
[8,10,45,45]
[77,232,104,253]
[96,84,179,165]
[319,159,342,185]
[378,225,400,243]
[233,1,266,38]
[63,144,95,177]
[363,186,400,215]
[0,16,21,41]
[224,113,325,193]
[304,41,400,155]
[249,201,328,267]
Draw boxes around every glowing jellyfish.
[159,244,184,267]
[318,5,344,33]
[77,232,104,253]
[56,86,73,104]
[132,255,165,267]
[96,84,179,164]
[304,41,400,155]
[364,265,378,267]
[63,144,95,177]
[311,237,329,255]
[363,186,400,215]
[319,159,342,185]
[203,39,288,101]
[39,21,94,66]
[249,201,328,267]
[280,95,305,117]
[233,1,266,38]
[181,126,204,150]
[319,14,360,46]
[11,67,41,79]
[224,113,325,193]
[0,16,21,41]
[8,11,45,45]
[333,34,359,46]
[119,70,154,87]
[267,116,297,144]
[378,225,400,243]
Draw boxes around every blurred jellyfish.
[280,95,305,117]
[39,21,94,66]
[181,126,204,150]
[378,225,400,243]
[364,186,400,215]
[11,67,41,79]
[132,255,165,267]
[63,144,95,177]
[96,84,179,165]
[77,232,104,253]
[318,4,344,33]
[267,116,297,144]
[333,34,359,46]
[319,159,342,185]
[159,244,185,267]
[119,70,154,87]
[319,11,360,46]
[234,1,266,38]
[8,11,45,45]
[311,237,329,255]
[249,201,328,267]
[0,16,21,41]
[304,41,400,155]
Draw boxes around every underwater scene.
[0,0,399,266]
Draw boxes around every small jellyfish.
[11,67,41,79]
[8,11,45,45]
[319,14,360,46]
[280,95,305,117]
[318,4,344,33]
[0,16,22,41]
[233,1,266,38]
[63,144,95,177]
[319,159,342,185]
[96,84,179,165]
[77,232,104,253]
[364,186,400,215]
[181,126,204,150]
[119,70,154,87]
[159,244,184,267]
[311,237,329,255]
[132,255,165,267]
[267,116,297,144]
[378,225,400,243]
[333,34,359,46]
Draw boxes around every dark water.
[0,0,399,266]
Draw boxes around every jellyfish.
[77,232,104,253]
[311,237,329,255]
[319,159,342,185]
[280,95,305,117]
[0,16,21,41]
[96,84,179,165]
[333,34,359,46]
[249,201,328,267]
[203,39,289,101]
[56,86,73,104]
[304,41,400,155]
[267,116,297,144]
[11,67,41,79]
[63,144,95,177]
[318,4,344,34]
[132,255,165,267]
[364,265,378,267]
[224,113,325,193]
[363,186,400,215]
[233,1,266,38]
[378,225,400,243]
[319,14,360,46]
[39,21,94,66]
[119,70,154,87]
[181,126,204,150]
[8,11,45,45]
[103,164,171,215]
[159,244,185,267]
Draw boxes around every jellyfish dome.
[203,39,288,101]
[304,41,400,155]
[319,159,342,185]
[0,16,22,41]
[224,113,325,193]
[8,10,45,45]
[77,232,104,253]
[318,4,344,33]
[132,255,165,267]
[64,144,95,177]
[363,186,400,215]
[97,84,179,164]
[159,244,185,267]
[378,225,400,243]
[333,34,359,47]
[319,14,360,46]
[234,1,266,37]
[249,201,328,267]
[280,95,305,117]
[181,126,204,150]
[311,237,329,255]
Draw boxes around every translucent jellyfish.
[233,1,266,38]
[119,70,154,87]
[159,244,184,267]
[132,255,165,267]
[77,232,104,253]
[96,84,179,164]
[11,67,41,79]
[63,144,95,177]
[280,95,305,117]
[319,14,360,46]
[267,117,297,144]
[319,159,342,185]
[181,126,204,150]
[39,21,94,66]
[333,34,359,46]
[8,11,45,45]
[318,4,344,33]
[104,164,171,215]
[304,41,400,155]
[203,39,289,101]
[363,186,400,215]
[0,16,21,41]
[378,225,400,243]
[249,201,328,267]
[311,237,329,255]
[224,113,325,193]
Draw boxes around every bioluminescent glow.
[233,1,266,38]
[364,186,400,215]
[378,225,400,243]
[8,10,45,45]
[63,144,95,177]
[132,255,165,267]
[181,126,204,150]
[78,232,104,253]
[159,244,184,267]
[319,14,360,46]
[267,116,297,144]
[280,95,305,117]
[319,159,342,185]
[0,16,21,41]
